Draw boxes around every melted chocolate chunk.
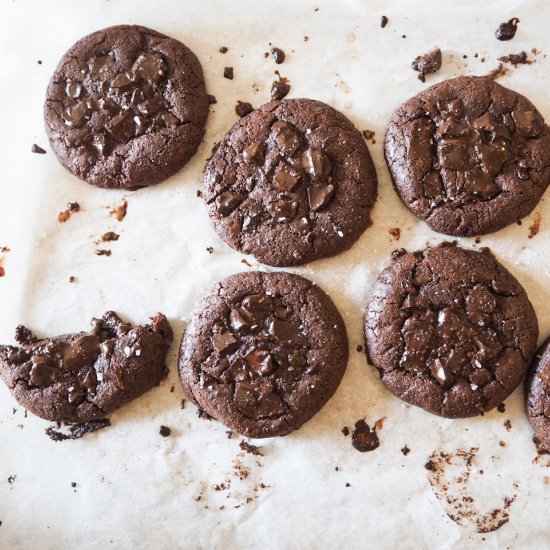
[495,18,520,41]
[412,48,442,82]
[270,47,286,64]
[351,419,380,452]
[271,78,290,100]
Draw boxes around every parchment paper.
[1,1,549,548]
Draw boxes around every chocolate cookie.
[0,312,173,422]
[525,337,550,452]
[179,271,348,437]
[203,99,378,266]
[44,25,209,190]
[364,243,538,418]
[385,76,550,236]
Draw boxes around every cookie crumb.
[69,275,76,283]
[58,202,80,223]
[380,15,388,28]
[401,445,411,456]
[159,425,171,437]
[270,47,285,64]
[71,482,77,488]
[7,475,16,485]
[235,101,253,117]
[208,94,217,105]
[497,403,506,413]
[110,199,128,222]
[224,67,234,80]
[528,212,541,238]
[499,51,529,66]
[485,63,509,80]
[96,249,111,257]
[356,344,363,352]
[239,440,263,456]
[31,144,46,154]
[412,48,442,82]
[341,426,350,436]
[362,129,375,140]
[197,408,212,420]
[388,227,401,240]
[226,430,233,439]
[345,482,351,487]
[180,399,186,409]
[219,47,228,53]
[46,419,111,441]
[504,419,512,432]
[101,232,119,242]
[495,18,520,41]
[206,246,214,254]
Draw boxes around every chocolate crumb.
[219,47,228,53]
[401,445,411,456]
[226,430,233,439]
[424,459,436,471]
[241,258,252,267]
[235,101,253,117]
[356,345,363,352]
[68,202,80,212]
[345,482,351,487]
[504,419,512,432]
[271,72,290,100]
[31,144,46,154]
[37,59,42,64]
[499,441,506,447]
[7,475,16,485]
[46,419,110,441]
[96,249,111,257]
[71,482,77,488]
[380,15,388,28]
[206,246,214,254]
[101,232,119,242]
[58,202,80,223]
[351,419,380,452]
[69,276,76,283]
[270,47,285,64]
[499,51,529,66]
[169,385,175,393]
[362,129,375,140]
[208,94,217,105]
[528,212,541,238]
[110,199,128,222]
[304,36,309,42]
[159,425,171,437]
[15,325,37,344]
[196,190,203,198]
[197,408,212,420]
[475,237,481,244]
[224,67,234,80]
[335,466,339,471]
[341,426,350,436]
[485,63,509,80]
[497,403,506,413]
[412,47,442,82]
[495,18,520,41]
[180,399,186,409]
[388,227,401,240]
[239,440,263,456]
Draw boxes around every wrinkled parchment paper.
[1,0,549,548]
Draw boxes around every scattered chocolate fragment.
[224,67,234,80]
[499,51,529,66]
[7,475,16,485]
[351,419,380,452]
[110,199,128,222]
[528,212,541,238]
[271,72,291,100]
[424,459,436,471]
[219,47,228,53]
[96,249,111,257]
[362,129,375,140]
[497,403,506,413]
[197,408,212,420]
[412,48,442,82]
[235,101,254,117]
[71,482,77,488]
[495,18,520,41]
[159,425,171,437]
[270,47,285,64]
[342,426,350,436]
[206,246,214,254]
[485,63,509,80]
[69,276,76,283]
[380,15,389,28]
[388,227,401,240]
[239,440,263,456]
[58,202,81,223]
[101,232,119,242]
[46,419,111,441]
[31,144,46,154]
[356,345,363,352]
[37,60,42,64]
[401,445,411,455]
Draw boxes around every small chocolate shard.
[412,48,442,82]
[495,18,519,41]
[224,67,234,79]
[31,144,46,154]
[380,15,389,28]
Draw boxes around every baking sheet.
[1,0,549,548]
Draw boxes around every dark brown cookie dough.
[179,271,348,437]
[203,99,378,266]
[44,25,209,190]
[364,243,538,418]
[525,337,550,451]
[385,76,550,236]
[0,312,173,422]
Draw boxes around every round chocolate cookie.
[203,99,378,266]
[44,25,209,190]
[385,76,550,236]
[0,312,173,422]
[525,337,550,452]
[364,243,538,418]
[179,271,349,437]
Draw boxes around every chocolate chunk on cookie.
[179,271,348,437]
[385,76,550,236]
[203,98,378,266]
[364,243,538,418]
[44,25,209,190]
[0,312,173,422]
[525,337,550,452]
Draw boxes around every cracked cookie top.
[525,337,550,452]
[44,25,208,190]
[178,271,348,438]
[203,99,378,267]
[0,312,173,422]
[364,243,538,418]
[384,76,550,236]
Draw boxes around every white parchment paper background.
[0,0,549,548]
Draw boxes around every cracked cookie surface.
[44,25,209,190]
[364,243,538,418]
[525,337,550,451]
[384,76,550,236]
[178,271,348,437]
[0,312,173,422]
[203,99,378,266]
